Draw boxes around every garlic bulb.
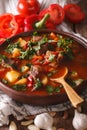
[72,109,87,130]
[34,113,53,130]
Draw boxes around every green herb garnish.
[12,84,27,91]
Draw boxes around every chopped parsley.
[33,78,43,91]
[46,85,61,94]
[12,84,27,91]
[5,42,20,53]
[57,36,74,60]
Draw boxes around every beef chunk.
[29,65,42,79]
[38,42,56,55]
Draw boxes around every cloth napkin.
[0,0,87,127]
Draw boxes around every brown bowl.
[0,29,87,106]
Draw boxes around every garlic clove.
[9,121,17,130]
[28,124,40,130]
[72,109,87,130]
[34,112,53,130]
[21,119,33,126]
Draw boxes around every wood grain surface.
[0,0,87,130]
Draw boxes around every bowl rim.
[1,29,87,48]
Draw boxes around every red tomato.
[17,0,40,16]
[40,4,65,25]
[64,4,85,23]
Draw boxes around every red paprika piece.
[27,75,34,87]
[14,14,25,33]
[24,14,39,31]
[0,38,6,45]
[0,13,19,38]
[24,13,56,31]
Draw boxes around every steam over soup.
[0,31,87,96]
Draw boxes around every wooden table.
[0,1,87,130]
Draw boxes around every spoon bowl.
[50,67,84,108]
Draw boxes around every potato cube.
[15,78,28,85]
[5,70,20,83]
[12,48,20,58]
[21,66,29,72]
[18,38,27,48]
[41,75,48,86]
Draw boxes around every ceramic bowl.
[0,29,87,105]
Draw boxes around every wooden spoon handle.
[62,79,84,108]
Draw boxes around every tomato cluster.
[0,0,86,44]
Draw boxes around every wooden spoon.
[50,67,84,108]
